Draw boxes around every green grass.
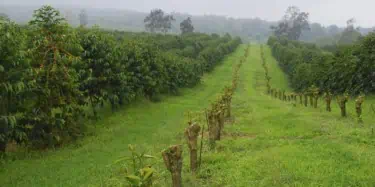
[2,44,375,187]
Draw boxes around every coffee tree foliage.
[0,6,241,150]
[268,33,375,94]
[0,17,29,151]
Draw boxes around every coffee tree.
[0,18,29,151]
[25,5,85,147]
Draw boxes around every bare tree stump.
[355,95,364,123]
[214,111,225,141]
[337,95,349,117]
[313,96,318,108]
[162,145,183,187]
[207,111,217,149]
[325,92,332,112]
[309,95,314,107]
[184,123,201,173]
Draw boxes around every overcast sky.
[3,0,375,27]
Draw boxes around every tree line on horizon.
[1,4,373,43]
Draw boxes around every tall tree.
[79,9,88,27]
[271,6,310,40]
[144,9,175,33]
[180,17,194,34]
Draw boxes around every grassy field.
[2,44,375,187]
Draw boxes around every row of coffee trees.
[159,45,250,187]
[267,35,375,94]
[0,6,242,151]
[260,44,366,123]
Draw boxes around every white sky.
[3,0,374,27]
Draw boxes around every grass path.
[198,45,375,186]
[0,45,247,187]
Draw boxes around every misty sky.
[3,0,375,27]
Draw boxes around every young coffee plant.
[113,144,157,187]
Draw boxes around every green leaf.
[113,156,132,164]
[142,154,155,159]
[125,175,141,185]
[140,167,154,181]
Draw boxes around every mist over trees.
[144,9,175,33]
[0,4,373,43]
[180,17,194,34]
[271,6,310,40]
[337,18,362,45]
[79,9,88,27]
[0,13,8,20]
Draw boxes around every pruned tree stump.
[184,123,201,173]
[162,145,183,187]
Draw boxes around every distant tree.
[0,13,9,20]
[271,6,310,40]
[338,18,362,45]
[79,9,88,27]
[327,25,341,36]
[180,17,194,34]
[300,23,327,41]
[144,9,175,33]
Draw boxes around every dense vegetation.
[267,34,375,94]
[0,5,241,152]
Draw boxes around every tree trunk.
[90,96,98,120]
[0,141,6,153]
[326,99,331,112]
[309,96,314,107]
[171,172,182,187]
[356,104,363,123]
[304,95,308,107]
[300,95,303,105]
[208,112,217,149]
[226,100,231,118]
[340,103,347,117]
[214,112,224,141]
[162,145,183,187]
[314,97,318,108]
[184,123,201,173]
